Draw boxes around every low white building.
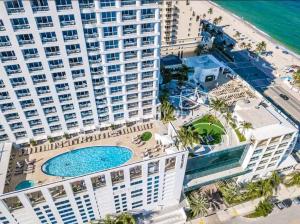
[182,55,225,83]
[233,98,298,182]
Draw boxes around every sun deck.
[4,121,178,194]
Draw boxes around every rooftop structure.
[183,55,226,83]
[0,121,188,223]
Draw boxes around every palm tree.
[161,66,173,84]
[178,126,200,148]
[213,17,219,25]
[240,42,247,49]
[115,213,136,224]
[239,121,253,134]
[179,64,192,80]
[292,69,300,88]
[246,182,261,199]
[218,182,243,204]
[209,98,226,116]
[217,16,223,24]
[255,41,267,54]
[161,100,175,124]
[260,180,273,197]
[285,172,300,187]
[269,171,281,192]
[102,215,116,224]
[234,31,241,39]
[208,7,213,15]
[246,43,252,51]
[188,191,209,218]
[224,111,233,128]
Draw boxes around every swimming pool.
[15,180,35,191]
[42,146,133,177]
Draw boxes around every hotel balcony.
[41,37,57,44]
[24,54,39,60]
[60,20,76,27]
[148,161,159,175]
[13,24,30,31]
[3,197,24,212]
[56,4,72,11]
[79,2,95,9]
[63,35,78,42]
[32,5,49,13]
[111,170,124,185]
[82,19,97,25]
[7,7,25,15]
[37,22,53,29]
[130,166,142,180]
[1,56,17,62]
[0,42,11,47]
[26,191,46,206]
[49,186,67,200]
[141,14,155,20]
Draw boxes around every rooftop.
[2,121,181,194]
[161,55,182,67]
[183,55,224,70]
[233,98,297,140]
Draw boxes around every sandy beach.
[190,1,300,77]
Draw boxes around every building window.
[101,11,116,23]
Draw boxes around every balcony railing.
[79,3,95,8]
[60,20,75,27]
[32,6,49,12]
[0,42,11,47]
[37,23,53,29]
[82,19,96,25]
[13,24,30,30]
[7,7,25,15]
[56,5,72,11]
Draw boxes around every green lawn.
[191,115,225,145]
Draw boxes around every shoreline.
[209,1,300,60]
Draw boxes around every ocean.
[214,0,300,55]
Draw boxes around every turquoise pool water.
[42,146,133,177]
[15,180,35,191]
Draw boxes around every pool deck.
[4,121,172,193]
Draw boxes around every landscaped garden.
[191,114,225,145]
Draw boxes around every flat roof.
[3,121,181,194]
[183,55,223,69]
[234,98,297,139]
[235,99,280,129]
[161,55,182,66]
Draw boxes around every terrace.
[2,121,181,194]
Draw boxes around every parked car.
[279,94,289,100]
[282,199,293,208]
[275,201,285,210]
[292,197,300,205]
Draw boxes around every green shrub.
[246,199,273,218]
[141,132,152,141]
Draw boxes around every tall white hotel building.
[0,1,190,224]
[0,0,160,144]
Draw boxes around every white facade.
[160,0,202,57]
[183,55,225,83]
[0,0,160,144]
[0,143,188,224]
[234,99,298,182]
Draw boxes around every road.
[264,85,300,122]
[213,49,300,126]
[224,205,300,224]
